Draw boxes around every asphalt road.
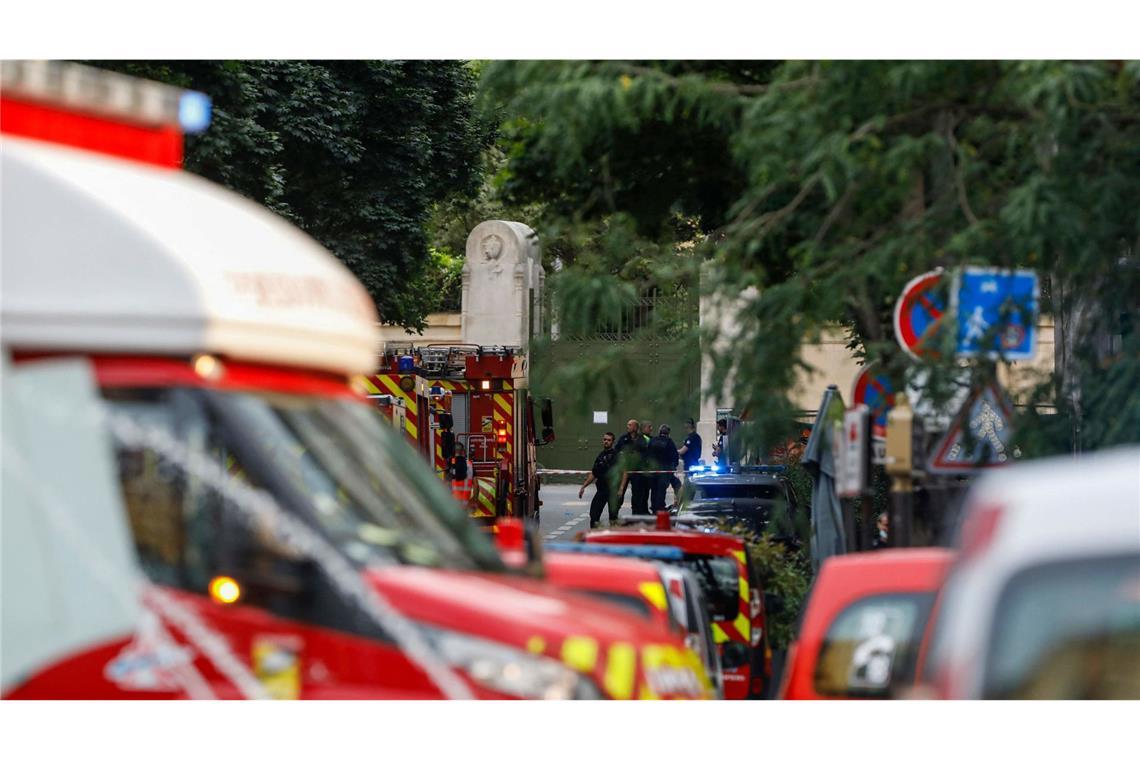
[538,483,596,542]
[539,479,682,541]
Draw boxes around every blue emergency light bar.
[688,464,723,473]
[545,543,684,561]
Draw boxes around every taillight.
[959,504,1004,560]
[496,427,508,445]
[750,588,762,619]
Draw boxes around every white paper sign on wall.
[593,411,608,424]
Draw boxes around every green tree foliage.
[92,60,488,329]
[482,61,1140,455]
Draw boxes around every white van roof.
[1,135,380,376]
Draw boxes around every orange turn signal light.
[208,576,242,605]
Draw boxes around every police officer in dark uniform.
[674,417,702,505]
[579,432,617,528]
[616,418,651,516]
[648,424,679,513]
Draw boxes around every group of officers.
[578,417,714,529]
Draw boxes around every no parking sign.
[893,269,945,360]
[851,364,895,439]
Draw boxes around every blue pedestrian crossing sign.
[953,268,1039,360]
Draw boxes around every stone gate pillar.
[461,220,543,348]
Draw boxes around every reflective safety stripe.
[603,642,636,700]
[712,625,729,644]
[560,636,598,673]
[527,636,546,655]
[450,478,474,503]
[734,614,750,641]
[472,477,496,518]
[374,373,418,441]
[494,393,512,416]
[638,582,668,612]
[639,645,669,699]
[681,647,715,699]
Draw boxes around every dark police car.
[677,464,806,550]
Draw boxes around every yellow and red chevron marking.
[365,374,418,443]
[491,391,514,506]
[426,380,467,477]
[426,379,466,393]
[712,549,752,644]
[472,477,496,519]
[434,438,446,478]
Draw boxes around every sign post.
[885,395,915,548]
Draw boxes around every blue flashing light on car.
[545,543,685,561]
[179,91,212,133]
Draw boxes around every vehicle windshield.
[676,554,740,621]
[106,386,505,576]
[984,554,1140,699]
[582,590,652,619]
[814,592,935,697]
[213,390,505,572]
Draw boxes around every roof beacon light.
[178,91,212,133]
[655,511,672,530]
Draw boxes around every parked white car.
[926,446,1140,699]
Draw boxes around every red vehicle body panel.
[0,95,184,169]
[541,553,676,635]
[583,529,764,700]
[8,353,704,700]
[779,548,954,700]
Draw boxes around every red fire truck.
[584,513,773,700]
[368,344,551,524]
[0,60,709,700]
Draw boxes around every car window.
[678,553,740,621]
[983,554,1140,699]
[813,593,935,697]
[582,590,652,619]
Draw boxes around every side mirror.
[764,592,785,615]
[540,399,555,444]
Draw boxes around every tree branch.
[813,181,858,244]
[612,63,815,97]
[944,117,981,226]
